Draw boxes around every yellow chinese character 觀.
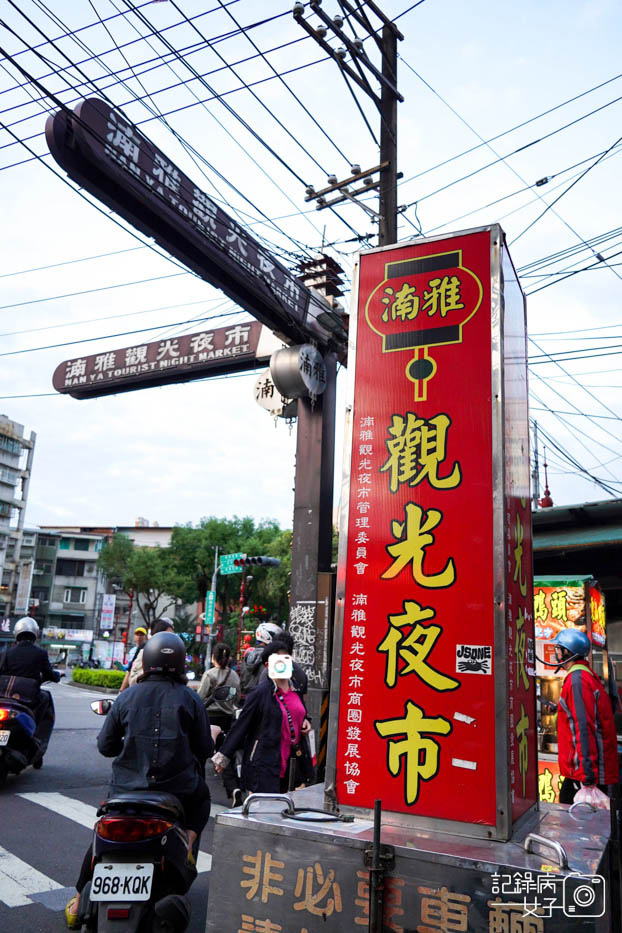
[382,503,456,588]
[380,412,461,494]
[375,700,451,805]
[513,514,527,597]
[378,600,459,692]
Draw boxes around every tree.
[98,533,193,630]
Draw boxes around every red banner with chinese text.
[336,232,499,825]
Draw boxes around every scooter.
[77,699,196,932]
[0,675,60,785]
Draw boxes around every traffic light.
[233,556,281,567]
[120,630,128,644]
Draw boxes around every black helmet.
[142,632,185,678]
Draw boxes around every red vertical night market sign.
[333,227,537,838]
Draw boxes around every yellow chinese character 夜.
[380,412,461,494]
[538,768,556,803]
[417,885,471,931]
[513,514,527,597]
[421,275,464,318]
[381,283,420,322]
[378,600,460,692]
[375,700,451,805]
[549,589,568,622]
[516,704,530,795]
[382,503,456,588]
[533,591,547,623]
[293,863,342,917]
[487,898,544,932]
[240,850,284,902]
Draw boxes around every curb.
[66,679,120,696]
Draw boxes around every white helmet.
[14,617,40,640]
[255,622,282,645]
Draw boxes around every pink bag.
[574,784,610,810]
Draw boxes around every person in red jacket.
[551,629,618,804]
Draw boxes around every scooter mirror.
[90,699,112,715]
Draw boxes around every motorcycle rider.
[65,631,213,928]
[0,617,60,766]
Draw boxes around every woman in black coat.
[213,644,313,794]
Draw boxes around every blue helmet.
[553,628,590,662]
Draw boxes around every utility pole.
[295,2,403,246]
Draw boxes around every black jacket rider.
[3,641,60,688]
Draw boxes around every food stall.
[535,574,608,802]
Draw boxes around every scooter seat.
[101,791,186,821]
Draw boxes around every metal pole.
[207,545,219,661]
[236,567,246,659]
[368,799,384,932]
[378,25,398,246]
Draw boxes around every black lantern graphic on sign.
[365,249,483,401]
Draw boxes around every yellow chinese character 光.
[240,851,284,903]
[421,275,464,318]
[515,607,529,691]
[549,589,568,622]
[538,768,556,804]
[238,917,282,933]
[487,899,544,932]
[382,503,456,588]
[516,704,530,796]
[375,701,451,805]
[293,863,342,917]
[417,886,471,932]
[378,601,459,692]
[381,283,420,322]
[513,514,527,598]
[533,590,547,623]
[380,413,462,494]
[355,872,405,929]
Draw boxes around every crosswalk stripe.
[0,844,62,907]
[17,792,224,873]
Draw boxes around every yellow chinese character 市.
[382,503,456,588]
[417,885,471,931]
[533,591,547,623]
[516,704,530,795]
[487,899,544,932]
[513,514,527,597]
[380,412,462,494]
[375,701,451,805]
[549,589,568,622]
[240,851,284,902]
[378,601,459,692]
[421,275,464,318]
[293,863,342,917]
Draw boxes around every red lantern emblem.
[365,248,483,400]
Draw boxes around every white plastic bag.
[574,784,610,810]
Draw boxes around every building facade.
[0,415,36,622]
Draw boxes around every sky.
[1,0,621,532]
